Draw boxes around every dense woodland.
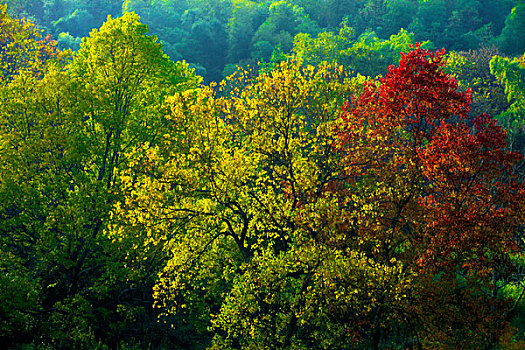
[1,0,525,349]
[2,0,525,82]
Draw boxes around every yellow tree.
[0,4,65,81]
[114,59,414,348]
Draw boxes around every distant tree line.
[2,0,524,82]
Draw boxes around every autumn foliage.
[1,8,525,349]
[333,44,525,347]
[112,44,525,349]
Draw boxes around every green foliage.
[226,0,266,64]
[57,31,81,50]
[0,11,200,348]
[382,0,418,37]
[295,0,358,29]
[490,53,525,154]
[444,46,510,119]
[6,0,521,82]
[292,24,355,66]
[253,0,319,52]
[0,251,40,346]
[293,26,433,77]
[53,8,95,37]
[498,4,525,56]
[344,28,433,76]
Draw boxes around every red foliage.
[418,114,523,272]
[331,43,525,347]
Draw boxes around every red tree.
[332,43,525,348]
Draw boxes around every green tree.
[344,29,433,76]
[180,8,229,82]
[252,1,317,58]
[52,8,97,38]
[381,0,418,37]
[478,0,515,36]
[227,0,267,65]
[0,11,200,348]
[444,46,510,119]
[44,0,122,49]
[351,0,387,36]
[408,0,449,47]
[295,0,359,29]
[444,0,483,50]
[293,25,433,77]
[292,24,355,66]
[490,53,525,155]
[498,4,525,56]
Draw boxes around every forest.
[1,0,525,349]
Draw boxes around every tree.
[293,26,433,77]
[227,0,267,64]
[478,0,515,37]
[444,0,483,50]
[490,53,525,157]
[292,24,356,66]
[381,0,418,37]
[0,4,65,81]
[344,28,433,77]
[0,11,200,348]
[114,59,366,348]
[40,0,123,50]
[333,43,525,348]
[295,0,359,29]
[0,9,68,345]
[444,46,510,119]
[498,4,525,56]
[180,8,229,82]
[409,0,449,48]
[252,1,319,57]
[352,0,387,36]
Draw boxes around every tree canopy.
[3,0,523,82]
[1,3,525,349]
